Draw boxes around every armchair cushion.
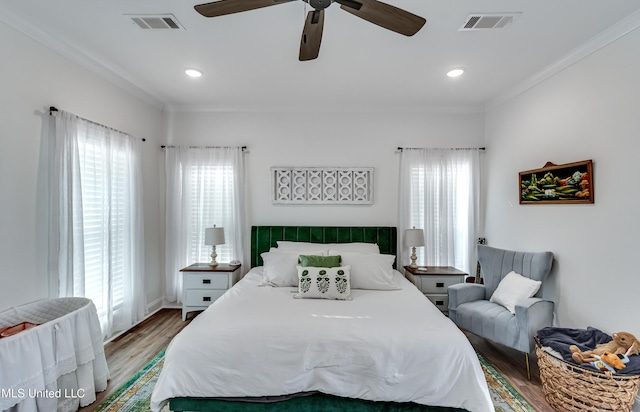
[452,300,520,349]
[489,271,542,314]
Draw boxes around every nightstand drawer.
[404,266,466,315]
[183,273,229,289]
[420,276,461,294]
[184,289,227,306]
[425,294,448,312]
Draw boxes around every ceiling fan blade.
[299,9,324,61]
[195,0,296,18]
[337,0,425,36]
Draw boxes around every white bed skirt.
[0,297,109,412]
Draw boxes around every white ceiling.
[2,0,640,112]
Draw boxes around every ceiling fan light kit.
[194,0,426,61]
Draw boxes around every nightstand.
[180,263,241,321]
[403,266,467,314]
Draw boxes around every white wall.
[0,22,165,313]
[167,109,485,230]
[0,16,485,315]
[485,28,640,337]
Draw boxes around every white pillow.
[329,251,398,290]
[326,243,380,254]
[275,241,329,254]
[294,266,352,300]
[275,241,379,254]
[260,250,326,287]
[489,271,542,314]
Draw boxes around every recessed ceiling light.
[447,68,465,78]
[185,69,203,78]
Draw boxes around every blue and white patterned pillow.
[294,266,352,300]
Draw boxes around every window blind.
[187,164,235,264]
[408,157,473,270]
[76,136,127,326]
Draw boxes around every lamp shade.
[404,228,425,247]
[204,227,225,246]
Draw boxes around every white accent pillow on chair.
[489,271,541,314]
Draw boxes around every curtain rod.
[49,106,146,142]
[396,146,485,152]
[161,145,247,151]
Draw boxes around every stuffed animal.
[570,332,640,364]
[589,352,630,373]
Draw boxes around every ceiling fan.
[194,0,426,61]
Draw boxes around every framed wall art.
[519,160,593,204]
[271,167,373,205]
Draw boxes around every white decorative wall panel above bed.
[271,167,373,204]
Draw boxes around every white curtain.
[48,110,145,339]
[164,147,246,303]
[398,148,481,274]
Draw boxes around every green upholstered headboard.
[251,226,397,268]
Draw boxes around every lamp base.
[210,245,218,266]
[409,246,418,268]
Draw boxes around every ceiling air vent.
[126,14,185,30]
[459,13,520,31]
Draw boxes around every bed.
[151,226,492,412]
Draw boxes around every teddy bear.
[589,351,630,373]
[570,331,640,364]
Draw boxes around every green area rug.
[95,349,535,412]
[477,355,535,412]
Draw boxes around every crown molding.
[166,103,485,114]
[0,5,167,111]
[485,9,640,112]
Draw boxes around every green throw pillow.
[298,255,341,268]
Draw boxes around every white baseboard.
[103,299,181,344]
[147,297,164,313]
[104,306,164,344]
[162,301,181,309]
[102,302,184,344]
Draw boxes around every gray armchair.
[448,245,554,379]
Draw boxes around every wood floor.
[81,308,555,411]
[464,331,554,412]
[78,309,192,411]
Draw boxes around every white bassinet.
[0,297,109,412]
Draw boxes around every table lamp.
[204,225,225,266]
[404,227,425,268]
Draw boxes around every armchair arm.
[514,297,554,353]
[447,283,485,309]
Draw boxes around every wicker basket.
[536,343,640,411]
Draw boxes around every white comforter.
[151,269,492,412]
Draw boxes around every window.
[164,147,245,303]
[49,110,145,339]
[187,164,236,264]
[400,148,480,274]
